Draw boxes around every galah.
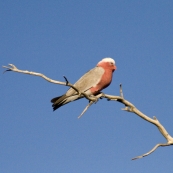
[51,57,116,111]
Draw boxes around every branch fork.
[2,63,173,160]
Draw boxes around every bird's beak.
[113,65,117,71]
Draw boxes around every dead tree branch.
[103,87,173,160]
[2,64,98,103]
[2,64,173,160]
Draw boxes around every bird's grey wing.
[66,66,104,96]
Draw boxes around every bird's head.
[97,57,116,72]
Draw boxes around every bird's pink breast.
[90,68,113,95]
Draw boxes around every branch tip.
[131,143,172,160]
[78,101,94,119]
[132,156,143,160]
[153,116,157,120]
[3,69,11,74]
[63,76,69,85]
[119,83,124,98]
[121,106,133,112]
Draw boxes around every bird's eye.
[110,62,114,65]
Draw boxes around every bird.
[51,57,116,111]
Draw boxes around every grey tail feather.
[51,96,62,103]
[51,94,83,111]
[51,94,68,111]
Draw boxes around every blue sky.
[1,0,173,172]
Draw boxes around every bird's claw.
[93,92,104,103]
[90,95,99,104]
[94,97,99,103]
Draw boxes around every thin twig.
[78,101,94,119]
[132,143,172,160]
[3,64,66,85]
[120,83,124,98]
[78,93,104,118]
[63,76,69,85]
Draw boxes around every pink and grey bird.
[51,57,116,111]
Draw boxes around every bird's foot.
[93,96,99,104]
[90,93,103,104]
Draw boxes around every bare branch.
[132,143,173,160]
[103,90,173,159]
[3,63,173,159]
[3,64,66,85]
[78,101,94,119]
[2,64,97,103]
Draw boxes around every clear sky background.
[1,0,173,173]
